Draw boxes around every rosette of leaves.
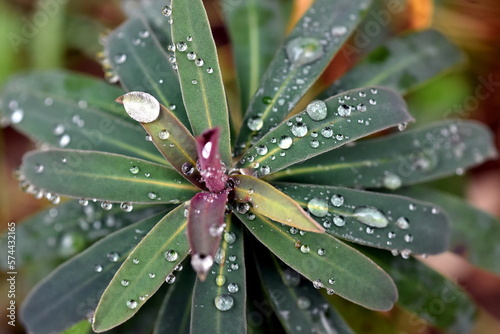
[0,0,499,333]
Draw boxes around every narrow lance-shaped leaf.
[235,0,374,154]
[171,0,232,165]
[238,87,413,177]
[20,149,198,204]
[105,12,190,128]
[255,250,354,334]
[154,264,196,334]
[0,200,165,269]
[93,205,190,332]
[321,29,466,98]
[188,191,229,280]
[396,187,500,275]
[117,92,203,188]
[274,183,450,255]
[0,70,165,164]
[222,0,292,111]
[20,212,166,334]
[235,212,397,311]
[360,246,477,334]
[267,120,497,188]
[191,217,247,334]
[232,174,324,233]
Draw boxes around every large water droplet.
[291,123,308,137]
[353,207,389,228]
[307,198,328,217]
[383,173,402,190]
[278,136,293,149]
[165,250,179,262]
[306,100,328,121]
[118,92,160,123]
[255,145,268,156]
[247,117,263,131]
[286,37,324,69]
[214,294,234,311]
[228,283,239,293]
[337,104,352,117]
[333,214,345,227]
[330,194,344,207]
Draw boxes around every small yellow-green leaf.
[233,175,324,233]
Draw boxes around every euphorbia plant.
[1,0,499,333]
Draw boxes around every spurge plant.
[1,0,499,333]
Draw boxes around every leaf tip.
[191,253,214,282]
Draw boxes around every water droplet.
[321,127,333,138]
[297,296,311,309]
[317,248,326,256]
[216,275,226,286]
[353,207,389,228]
[300,245,310,254]
[148,192,157,200]
[278,135,293,149]
[165,250,179,262]
[312,279,323,289]
[310,140,319,148]
[132,258,139,264]
[307,198,328,217]
[34,164,44,174]
[236,202,250,214]
[121,279,129,287]
[191,79,198,85]
[161,5,172,16]
[59,134,71,147]
[120,202,133,212]
[207,67,214,74]
[79,199,89,206]
[383,173,402,190]
[228,283,239,293]
[181,162,194,175]
[149,273,156,278]
[177,42,187,51]
[165,274,176,284]
[291,123,308,137]
[330,194,344,207]
[187,52,196,60]
[11,109,24,124]
[331,26,347,36]
[195,58,204,66]
[337,104,352,117]
[224,232,236,244]
[398,122,408,131]
[396,217,410,230]
[247,117,263,131]
[401,249,411,259]
[107,252,119,262]
[369,99,377,105]
[158,129,170,140]
[255,145,268,155]
[388,231,396,239]
[101,201,113,211]
[286,37,324,69]
[306,100,328,121]
[404,234,413,243]
[209,224,224,237]
[371,88,378,94]
[357,103,367,112]
[94,264,103,273]
[114,53,127,64]
[214,294,234,311]
[126,300,138,309]
[129,165,140,174]
[53,124,65,135]
[119,92,160,123]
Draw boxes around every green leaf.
[191,218,247,333]
[171,0,232,165]
[236,212,397,311]
[20,149,198,204]
[0,200,165,269]
[238,87,413,177]
[396,187,500,274]
[93,205,190,332]
[268,120,497,188]
[255,250,354,334]
[223,0,292,111]
[233,175,324,233]
[105,15,190,128]
[322,29,466,97]
[235,0,374,153]
[20,212,165,334]
[274,183,450,255]
[61,320,91,334]
[362,247,477,334]
[117,93,203,188]
[153,264,196,334]
[0,70,165,164]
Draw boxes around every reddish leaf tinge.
[196,128,228,193]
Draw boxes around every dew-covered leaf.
[238,87,412,177]
[20,149,198,204]
[255,250,354,334]
[93,205,190,332]
[233,175,324,233]
[222,0,292,111]
[105,13,190,128]
[322,29,465,97]
[188,191,228,280]
[0,70,165,164]
[191,218,247,333]
[195,128,228,193]
[236,212,397,311]
[117,93,203,188]
[268,120,497,188]
[153,264,196,334]
[0,200,165,269]
[396,187,500,274]
[235,0,374,153]
[362,247,477,334]
[274,183,450,255]
[171,0,232,165]
[20,212,166,334]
